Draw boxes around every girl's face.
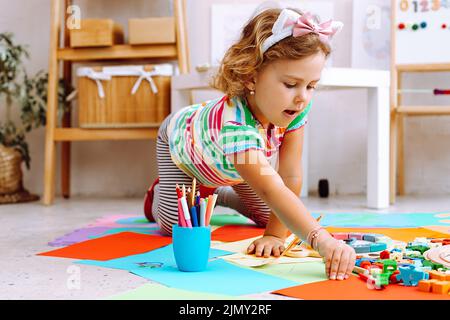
[245,52,326,128]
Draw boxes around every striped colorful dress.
[166,95,311,188]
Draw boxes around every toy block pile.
[352,237,450,294]
[418,270,450,295]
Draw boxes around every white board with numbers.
[395,0,450,64]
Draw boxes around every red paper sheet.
[211,225,265,242]
[38,232,172,261]
[273,275,450,300]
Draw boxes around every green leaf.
[0,32,71,169]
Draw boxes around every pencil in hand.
[279,215,323,258]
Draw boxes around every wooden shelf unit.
[53,128,159,142]
[43,0,190,205]
[396,63,450,72]
[57,44,178,61]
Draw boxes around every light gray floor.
[1,195,449,300]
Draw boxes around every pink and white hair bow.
[261,9,344,53]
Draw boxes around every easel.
[390,0,450,203]
[43,0,191,205]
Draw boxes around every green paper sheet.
[210,214,254,226]
[254,261,328,284]
[109,282,251,300]
[224,260,328,284]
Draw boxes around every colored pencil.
[196,205,201,225]
[182,184,186,198]
[180,196,192,228]
[187,187,192,210]
[175,184,182,199]
[195,191,200,206]
[190,206,199,227]
[204,195,214,226]
[177,198,187,227]
[206,193,218,226]
[199,198,206,227]
[191,177,196,207]
[211,193,218,208]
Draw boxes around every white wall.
[1,0,449,198]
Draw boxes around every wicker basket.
[0,145,39,204]
[77,64,172,128]
[0,145,22,194]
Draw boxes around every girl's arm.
[230,147,319,243]
[263,127,305,239]
[231,144,356,280]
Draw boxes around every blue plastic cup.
[172,225,211,272]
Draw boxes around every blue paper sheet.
[76,245,232,271]
[131,259,299,296]
[312,212,450,227]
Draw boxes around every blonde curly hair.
[211,8,332,98]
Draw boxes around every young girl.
[144,8,356,281]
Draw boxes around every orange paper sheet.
[273,275,450,300]
[325,227,450,242]
[210,224,450,243]
[211,225,264,242]
[38,232,172,261]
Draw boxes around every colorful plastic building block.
[334,233,389,254]
[432,281,450,294]
[418,279,438,292]
[373,272,390,286]
[380,250,390,259]
[431,239,450,246]
[370,243,387,252]
[380,260,397,275]
[348,240,371,253]
[330,233,349,240]
[389,270,401,284]
[360,260,372,269]
[357,273,383,290]
[349,233,364,240]
[363,234,384,242]
[429,270,450,281]
[396,265,429,286]
[406,245,429,255]
[423,260,445,271]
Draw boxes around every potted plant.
[0,32,69,204]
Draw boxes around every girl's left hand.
[247,235,286,258]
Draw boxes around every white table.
[171,67,390,209]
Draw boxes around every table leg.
[301,124,309,198]
[367,87,390,209]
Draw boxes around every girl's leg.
[155,116,196,236]
[215,184,271,227]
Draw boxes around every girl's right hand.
[315,230,356,280]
